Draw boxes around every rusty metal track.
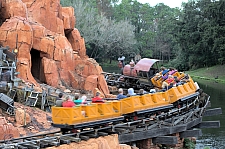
[0,96,216,149]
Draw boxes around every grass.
[98,60,118,67]
[186,65,225,84]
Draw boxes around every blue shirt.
[74,99,84,105]
[117,94,127,100]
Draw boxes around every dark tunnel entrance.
[30,48,46,83]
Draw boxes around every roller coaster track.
[0,96,220,149]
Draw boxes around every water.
[195,79,225,149]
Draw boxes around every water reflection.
[195,79,225,149]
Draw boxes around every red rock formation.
[15,108,31,125]
[46,134,132,149]
[0,117,20,140]
[0,0,109,95]
[0,102,59,139]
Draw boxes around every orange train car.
[52,77,199,132]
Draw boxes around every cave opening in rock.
[30,48,46,83]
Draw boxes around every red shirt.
[62,101,75,107]
[166,78,174,84]
[92,96,104,103]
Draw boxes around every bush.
[183,138,195,149]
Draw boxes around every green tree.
[65,0,137,61]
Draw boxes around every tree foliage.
[60,0,225,70]
[61,0,137,61]
[174,0,225,70]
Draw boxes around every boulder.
[0,0,27,20]
[42,57,61,87]
[67,29,87,58]
[84,75,98,92]
[0,122,20,140]
[62,7,76,30]
[0,0,110,96]
[0,17,32,51]
[97,74,110,95]
[46,134,124,149]
[24,0,64,34]
[15,108,31,126]
[17,57,38,86]
[68,70,85,89]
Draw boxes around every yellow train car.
[52,77,199,131]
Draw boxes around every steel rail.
[0,96,209,149]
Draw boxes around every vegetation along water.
[195,79,225,149]
[61,0,225,70]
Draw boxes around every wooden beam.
[119,117,203,143]
[196,121,220,129]
[152,136,178,145]
[203,108,222,117]
[3,50,16,61]
[98,132,108,136]
[41,139,60,146]
[119,124,186,143]
[180,129,202,138]
[79,135,89,141]
[186,117,202,129]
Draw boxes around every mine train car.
[51,75,200,132]
[105,58,164,90]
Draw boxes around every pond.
[194,79,225,149]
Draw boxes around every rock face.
[46,134,132,149]
[0,102,59,138]
[0,117,20,140]
[0,0,109,95]
[15,108,31,126]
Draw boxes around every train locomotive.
[51,58,206,134]
[106,58,166,90]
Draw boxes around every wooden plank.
[119,117,202,143]
[41,139,60,146]
[186,117,202,129]
[19,143,40,149]
[3,50,16,61]
[203,108,222,117]
[80,135,89,141]
[180,129,202,138]
[119,125,186,143]
[196,121,220,128]
[169,125,187,134]
[152,136,178,145]
[59,138,71,144]
[119,127,169,143]
[98,132,108,136]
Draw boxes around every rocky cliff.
[0,0,109,95]
[0,103,136,149]
[46,134,134,149]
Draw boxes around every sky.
[137,0,189,8]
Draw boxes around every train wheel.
[61,128,70,134]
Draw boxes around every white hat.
[149,89,156,93]
[128,88,136,95]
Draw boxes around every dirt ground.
[0,102,59,138]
